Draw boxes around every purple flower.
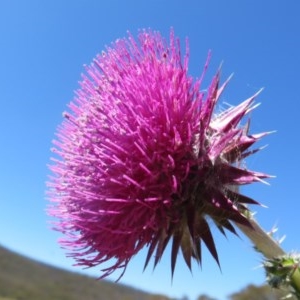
[48,29,270,280]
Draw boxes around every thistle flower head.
[48,29,270,279]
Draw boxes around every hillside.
[0,244,293,300]
[0,245,170,300]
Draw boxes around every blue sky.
[0,1,300,299]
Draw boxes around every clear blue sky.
[1,1,299,299]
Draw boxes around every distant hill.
[0,244,293,300]
[0,244,170,300]
[228,283,293,300]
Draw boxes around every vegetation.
[0,245,169,300]
[0,245,294,299]
[229,284,292,300]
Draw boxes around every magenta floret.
[48,29,270,279]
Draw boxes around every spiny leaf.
[144,233,160,271]
[180,227,193,271]
[226,189,260,205]
[214,218,238,236]
[196,218,220,267]
[171,228,183,278]
[193,237,202,266]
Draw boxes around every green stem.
[291,270,300,299]
[236,218,285,258]
[235,218,300,298]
